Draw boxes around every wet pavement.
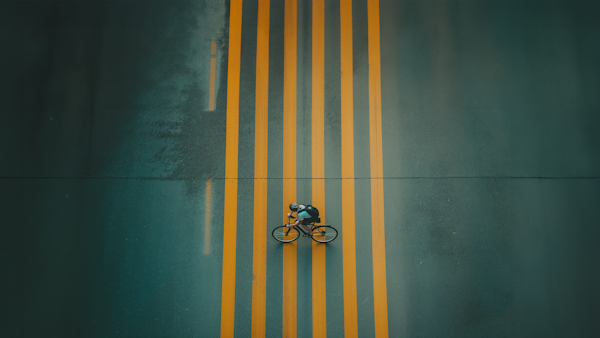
[1,1,599,337]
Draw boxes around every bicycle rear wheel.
[272,226,300,243]
[311,225,338,243]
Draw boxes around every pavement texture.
[1,1,599,338]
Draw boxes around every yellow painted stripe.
[283,1,298,337]
[209,40,217,111]
[251,0,270,337]
[220,1,243,337]
[311,0,326,337]
[368,0,389,337]
[205,177,212,255]
[340,0,358,337]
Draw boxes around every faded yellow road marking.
[205,177,212,255]
[340,0,358,337]
[312,1,326,337]
[283,0,298,337]
[368,0,389,336]
[251,0,270,337]
[209,39,217,111]
[220,1,243,337]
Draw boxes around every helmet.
[289,203,299,211]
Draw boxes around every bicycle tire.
[272,226,300,243]
[311,225,338,243]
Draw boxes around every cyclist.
[287,202,318,236]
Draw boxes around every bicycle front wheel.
[272,226,300,243]
[311,225,338,243]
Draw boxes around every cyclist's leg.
[301,219,313,235]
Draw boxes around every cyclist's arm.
[286,212,301,227]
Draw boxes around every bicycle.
[272,215,338,243]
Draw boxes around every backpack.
[299,204,319,219]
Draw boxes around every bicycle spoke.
[311,226,338,243]
[272,226,299,243]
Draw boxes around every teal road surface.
[1,1,599,338]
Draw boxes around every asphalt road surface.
[1,1,599,338]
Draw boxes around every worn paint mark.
[205,177,212,255]
[209,39,217,111]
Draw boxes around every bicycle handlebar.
[286,215,296,227]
